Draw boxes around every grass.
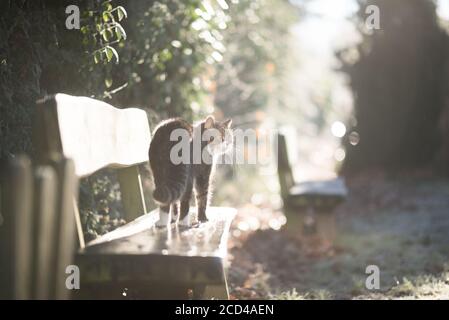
[387,272,449,299]
[228,176,449,300]
[269,288,334,300]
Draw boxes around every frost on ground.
[227,173,449,300]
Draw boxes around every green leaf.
[103,1,113,11]
[105,77,113,88]
[105,48,113,62]
[115,24,127,41]
[159,48,173,62]
[117,6,128,21]
[101,30,108,41]
[102,11,113,22]
[101,28,114,41]
[94,51,102,64]
[104,46,119,64]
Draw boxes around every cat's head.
[201,115,233,156]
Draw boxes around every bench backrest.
[276,133,295,199]
[34,93,152,248]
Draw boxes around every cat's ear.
[204,115,215,129]
[222,119,232,129]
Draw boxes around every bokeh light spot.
[331,121,347,138]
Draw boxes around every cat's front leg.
[156,205,171,227]
[194,175,210,223]
[171,202,179,223]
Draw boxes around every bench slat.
[289,177,348,198]
[0,156,34,299]
[117,166,147,222]
[50,158,79,299]
[32,166,58,299]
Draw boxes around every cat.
[149,115,233,227]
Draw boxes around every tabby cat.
[149,116,233,227]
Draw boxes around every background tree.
[339,0,448,173]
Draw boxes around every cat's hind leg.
[179,178,193,227]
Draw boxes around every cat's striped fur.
[149,116,232,226]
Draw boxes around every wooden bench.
[277,133,347,240]
[32,93,236,299]
[0,156,78,299]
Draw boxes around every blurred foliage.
[0,0,130,240]
[0,0,83,159]
[0,0,129,159]
[214,0,298,123]
[212,0,299,208]
[339,0,449,173]
[110,0,230,120]
[79,170,126,241]
[0,0,300,238]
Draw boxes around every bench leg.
[194,265,229,300]
[194,283,229,300]
[203,282,229,300]
[283,206,316,238]
[315,212,336,244]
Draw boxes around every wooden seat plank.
[75,208,236,297]
[289,177,348,198]
[83,207,236,258]
[86,209,160,247]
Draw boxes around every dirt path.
[228,174,449,299]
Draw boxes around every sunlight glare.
[438,0,449,20]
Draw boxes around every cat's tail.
[152,185,179,205]
[152,166,189,205]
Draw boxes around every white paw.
[178,215,192,227]
[156,210,170,227]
